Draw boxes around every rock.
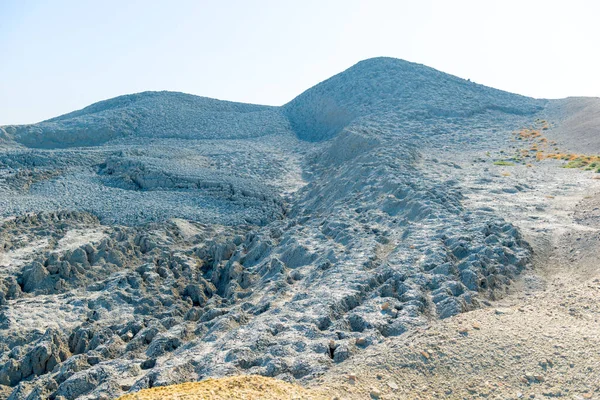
[184,308,203,322]
[146,335,182,358]
[333,344,350,363]
[21,262,48,292]
[183,284,208,306]
[460,269,480,291]
[141,359,156,370]
[387,381,399,390]
[542,388,562,397]
[0,328,70,386]
[436,297,464,319]
[54,354,90,385]
[53,364,111,399]
[70,248,90,266]
[87,356,101,365]
[524,372,537,382]
[370,388,382,398]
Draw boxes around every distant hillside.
[1,91,292,148]
[1,57,549,148]
[544,97,600,153]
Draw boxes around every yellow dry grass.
[117,375,328,400]
[511,125,600,170]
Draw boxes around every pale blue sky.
[1,0,599,125]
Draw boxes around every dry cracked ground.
[0,58,599,399]
[116,123,600,400]
[309,177,600,400]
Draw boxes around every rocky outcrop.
[0,329,70,386]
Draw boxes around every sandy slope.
[116,375,327,400]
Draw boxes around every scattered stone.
[333,344,350,363]
[542,388,562,397]
[141,358,156,370]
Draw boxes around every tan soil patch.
[117,375,328,400]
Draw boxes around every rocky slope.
[0,57,597,399]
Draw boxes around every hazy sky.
[1,0,599,125]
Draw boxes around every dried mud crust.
[308,191,600,400]
[116,375,327,400]
[0,58,597,399]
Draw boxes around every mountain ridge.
[2,57,549,147]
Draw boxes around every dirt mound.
[117,375,328,400]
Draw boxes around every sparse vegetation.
[563,158,590,169]
[493,160,515,166]
[507,123,600,172]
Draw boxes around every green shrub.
[493,161,515,166]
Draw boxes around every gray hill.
[1,91,291,148]
[0,58,598,399]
